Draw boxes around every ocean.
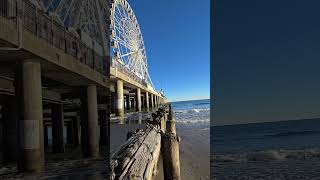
[212,119,320,179]
[172,99,210,128]
[171,99,211,179]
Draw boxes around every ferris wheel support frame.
[109,0,155,89]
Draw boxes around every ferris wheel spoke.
[116,6,127,24]
[120,51,138,58]
[113,36,135,52]
[111,0,153,86]
[113,19,132,43]
[127,52,138,68]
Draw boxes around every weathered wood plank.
[111,125,161,180]
[111,105,169,180]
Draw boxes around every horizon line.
[169,98,210,103]
[213,117,320,127]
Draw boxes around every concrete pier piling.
[52,104,65,153]
[80,85,100,158]
[17,60,45,172]
[145,92,150,110]
[86,85,99,157]
[126,95,131,110]
[99,109,108,145]
[72,116,81,146]
[116,80,124,117]
[66,121,74,145]
[44,125,48,147]
[136,88,141,112]
[111,92,117,114]
[151,94,154,109]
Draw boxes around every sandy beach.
[111,103,210,180]
[178,126,210,180]
[155,125,210,180]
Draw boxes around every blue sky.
[213,0,320,125]
[128,0,210,102]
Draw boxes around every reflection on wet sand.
[1,110,156,179]
[0,158,107,180]
[110,109,155,153]
[0,144,108,179]
[0,159,108,180]
[110,108,155,125]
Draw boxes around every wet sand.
[156,125,210,180]
[111,110,210,180]
[110,110,152,152]
[0,145,108,179]
[178,126,210,180]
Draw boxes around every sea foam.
[174,108,210,114]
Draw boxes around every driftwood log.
[111,106,166,180]
[110,105,181,180]
[111,125,161,180]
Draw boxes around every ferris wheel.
[110,0,154,88]
[37,0,110,52]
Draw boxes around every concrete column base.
[116,80,124,117]
[16,60,44,172]
[81,85,99,158]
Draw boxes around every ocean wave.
[194,102,210,105]
[247,150,285,161]
[264,130,320,137]
[213,148,320,163]
[174,108,210,114]
[175,119,210,124]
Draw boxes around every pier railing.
[0,0,107,75]
[111,59,148,87]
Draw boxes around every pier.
[0,0,167,178]
[0,0,109,173]
[110,60,165,117]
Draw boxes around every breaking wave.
[264,130,320,137]
[194,102,210,105]
[175,119,210,124]
[174,108,210,114]
[213,148,320,163]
